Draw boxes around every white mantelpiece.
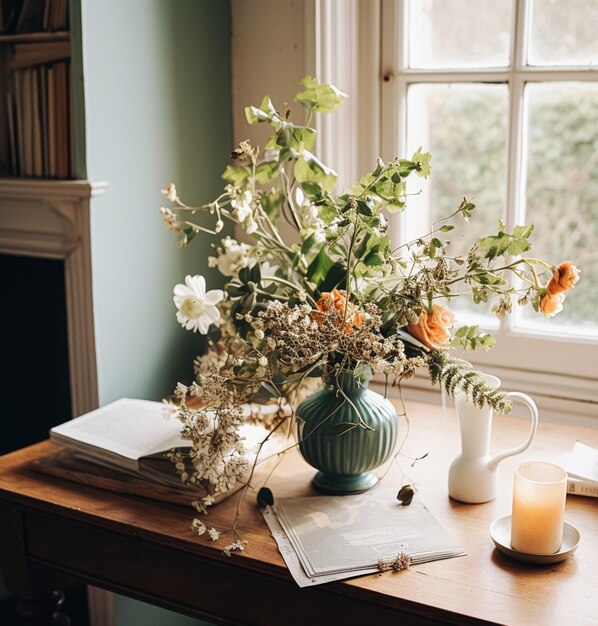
[0,178,107,417]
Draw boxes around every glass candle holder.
[511,462,567,555]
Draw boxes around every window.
[379,0,598,402]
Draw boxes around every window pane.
[528,0,598,66]
[517,83,598,333]
[407,0,513,69]
[405,83,508,323]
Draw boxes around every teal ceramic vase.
[296,371,398,493]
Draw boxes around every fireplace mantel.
[0,178,108,417]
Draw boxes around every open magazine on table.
[263,486,465,587]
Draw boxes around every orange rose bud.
[407,304,455,349]
[547,261,580,296]
[540,292,565,318]
[312,289,363,335]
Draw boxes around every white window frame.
[305,0,598,421]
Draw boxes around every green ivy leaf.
[318,262,346,292]
[512,223,534,239]
[506,238,531,257]
[293,150,337,192]
[450,325,496,351]
[222,164,250,185]
[411,147,432,178]
[294,76,348,113]
[261,188,284,222]
[254,160,281,184]
[306,248,334,284]
[245,95,278,125]
[249,263,261,284]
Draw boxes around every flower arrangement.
[160,77,579,548]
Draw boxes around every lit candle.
[511,462,567,555]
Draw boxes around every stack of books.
[49,398,285,495]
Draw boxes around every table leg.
[0,506,70,626]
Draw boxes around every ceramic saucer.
[489,515,580,564]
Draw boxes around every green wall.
[79,0,232,624]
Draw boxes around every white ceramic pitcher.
[448,374,538,504]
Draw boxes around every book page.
[50,398,187,462]
[566,442,598,484]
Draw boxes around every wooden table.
[0,402,597,626]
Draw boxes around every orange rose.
[547,261,580,296]
[311,289,363,335]
[407,304,455,349]
[540,292,565,318]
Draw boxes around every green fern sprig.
[427,350,511,414]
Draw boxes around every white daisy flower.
[173,275,224,334]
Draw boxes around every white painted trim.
[87,586,115,626]
[391,365,598,428]
[0,178,106,417]
[305,0,381,189]
[0,178,114,626]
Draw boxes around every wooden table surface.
[0,401,597,625]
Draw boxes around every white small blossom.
[294,186,305,207]
[160,206,182,232]
[255,329,265,340]
[245,218,258,234]
[223,539,247,557]
[161,183,177,202]
[260,262,279,278]
[230,190,253,222]
[313,228,326,244]
[173,275,224,334]
[191,519,207,536]
[174,382,188,400]
[215,238,251,276]
[258,355,268,367]
[207,527,221,542]
[490,294,513,320]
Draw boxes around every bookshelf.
[0,0,74,178]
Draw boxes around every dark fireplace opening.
[0,253,72,455]
[0,253,90,626]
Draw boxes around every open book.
[50,398,283,495]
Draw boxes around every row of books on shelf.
[1,0,68,34]
[6,58,72,177]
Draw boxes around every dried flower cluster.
[377,551,412,573]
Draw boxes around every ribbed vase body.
[297,372,398,493]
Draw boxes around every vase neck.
[330,371,367,396]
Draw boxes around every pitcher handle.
[490,392,539,469]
